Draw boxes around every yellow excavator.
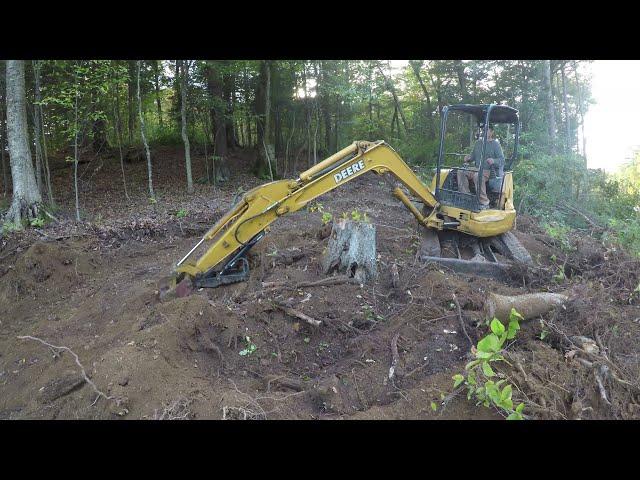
[166,104,532,296]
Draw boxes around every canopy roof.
[447,104,519,124]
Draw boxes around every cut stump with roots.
[322,219,377,284]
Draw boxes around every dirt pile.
[0,241,96,305]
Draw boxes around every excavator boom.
[174,140,444,286]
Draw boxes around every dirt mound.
[0,241,96,304]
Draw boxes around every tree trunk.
[137,61,154,198]
[153,60,163,127]
[1,96,6,197]
[223,69,239,149]
[410,60,436,140]
[322,219,377,284]
[5,60,42,224]
[179,60,194,194]
[542,60,557,150]
[561,63,571,154]
[255,60,273,178]
[573,61,587,162]
[127,60,136,145]
[204,61,230,183]
[243,65,252,148]
[113,83,129,201]
[32,60,53,204]
[73,86,80,222]
[377,63,409,133]
[30,83,43,196]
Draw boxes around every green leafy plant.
[362,304,384,322]
[2,221,23,233]
[239,336,257,356]
[321,212,333,224]
[451,308,526,420]
[308,202,324,213]
[176,208,188,218]
[30,217,45,228]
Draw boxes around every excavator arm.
[174,140,444,287]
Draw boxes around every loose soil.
[2,146,640,420]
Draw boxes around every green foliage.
[2,221,23,234]
[340,209,369,223]
[176,208,188,218]
[30,217,45,228]
[239,336,257,356]
[451,308,525,420]
[321,212,333,224]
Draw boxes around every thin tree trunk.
[201,111,210,184]
[377,63,409,133]
[73,86,80,222]
[542,60,557,150]
[153,60,163,127]
[31,100,43,195]
[313,101,319,165]
[137,61,154,199]
[179,60,194,194]
[284,110,295,177]
[127,60,136,145]
[32,60,53,204]
[5,60,42,224]
[243,65,252,148]
[1,91,7,197]
[561,63,571,153]
[410,61,436,140]
[113,82,129,201]
[573,61,587,162]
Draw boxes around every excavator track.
[496,231,533,265]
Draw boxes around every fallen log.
[421,256,511,281]
[261,275,361,291]
[483,291,569,321]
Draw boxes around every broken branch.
[17,335,115,404]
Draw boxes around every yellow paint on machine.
[175,141,518,279]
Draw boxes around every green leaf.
[452,374,465,388]
[516,402,525,413]
[477,333,501,353]
[430,401,438,412]
[490,318,505,336]
[500,384,513,402]
[465,359,481,370]
[506,412,523,420]
[509,308,524,322]
[475,350,494,359]
[467,370,476,386]
[482,361,496,377]
[507,318,521,340]
[500,397,513,411]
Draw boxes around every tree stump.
[322,219,377,283]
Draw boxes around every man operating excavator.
[457,125,505,209]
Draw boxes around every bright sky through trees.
[583,60,640,172]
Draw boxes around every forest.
[1,59,640,420]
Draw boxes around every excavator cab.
[434,104,520,212]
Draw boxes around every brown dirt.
[2,146,640,420]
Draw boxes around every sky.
[583,60,640,172]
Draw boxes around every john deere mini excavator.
[165,103,532,295]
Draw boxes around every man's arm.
[466,141,480,165]
[494,140,505,166]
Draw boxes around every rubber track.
[498,231,533,265]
